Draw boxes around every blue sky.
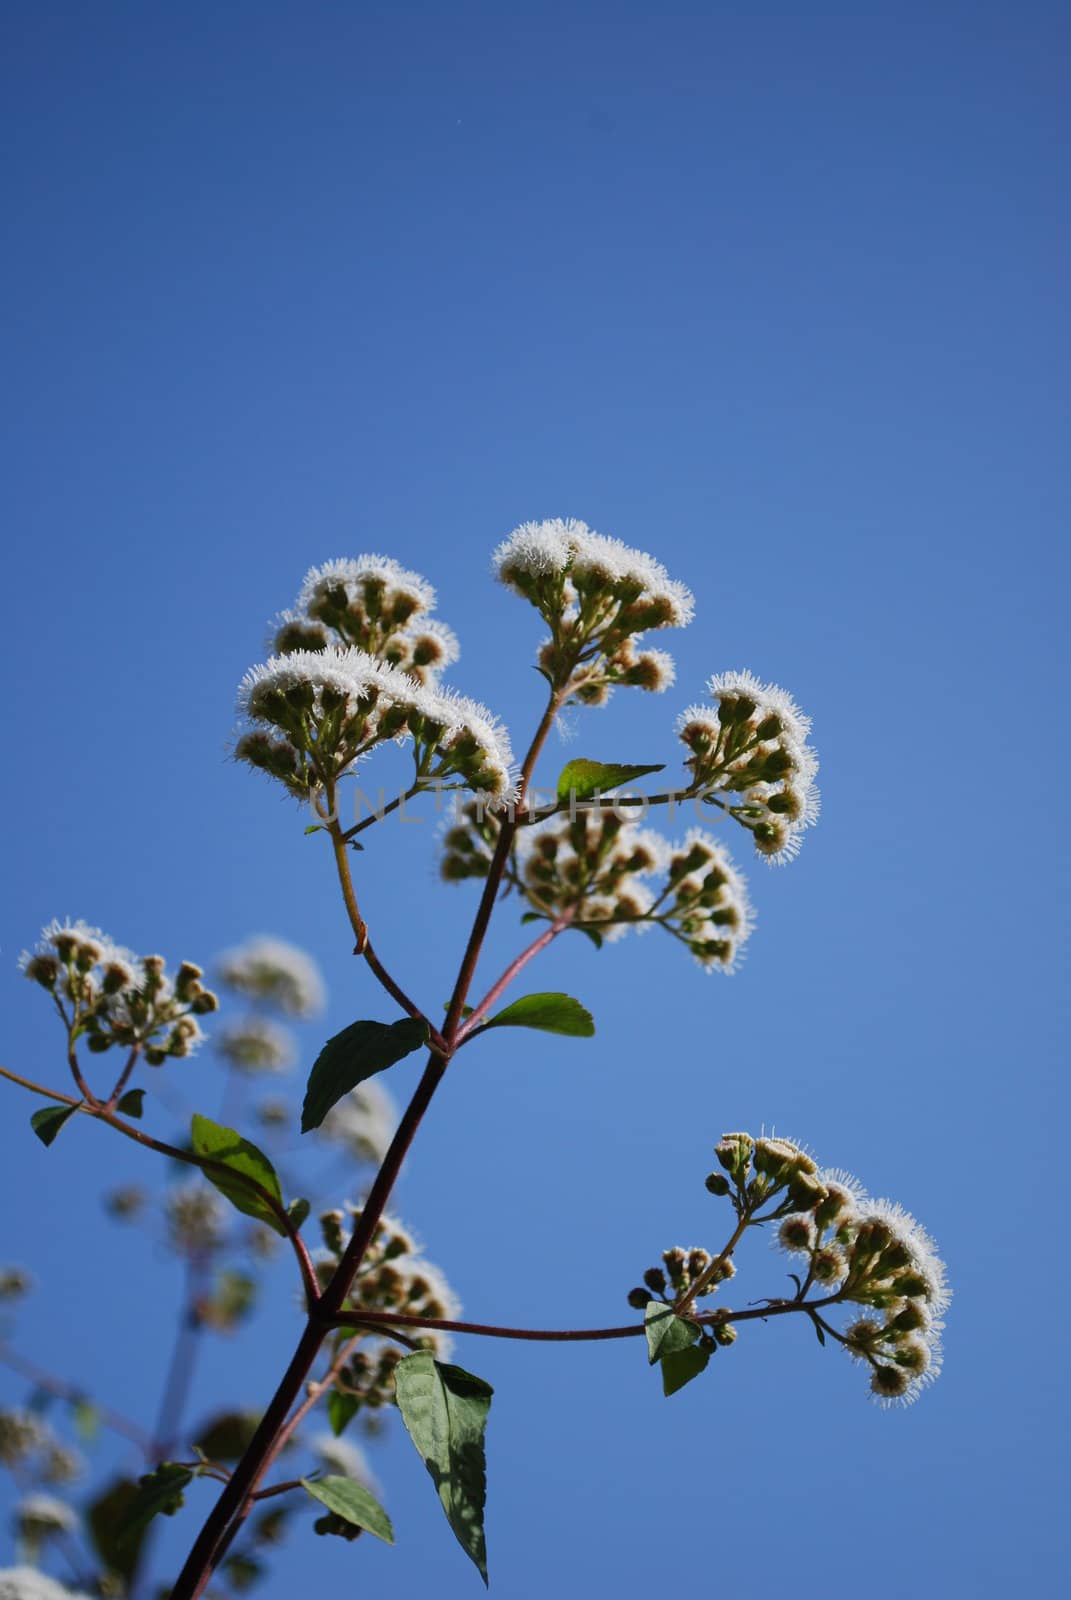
[2,3,1068,1596]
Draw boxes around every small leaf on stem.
[661,1344,711,1396]
[644,1301,699,1365]
[117,1089,145,1118]
[190,1113,287,1237]
[301,1017,429,1132]
[556,759,665,804]
[483,993,594,1038]
[301,1476,395,1544]
[30,1105,78,1147]
[119,1462,194,1546]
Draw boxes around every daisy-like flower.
[493,518,693,704]
[678,669,820,864]
[216,937,325,1019]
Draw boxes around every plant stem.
[169,688,564,1597]
[327,1295,844,1342]
[457,909,574,1042]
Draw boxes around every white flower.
[215,1017,297,1074]
[492,518,590,583]
[0,1571,90,1600]
[15,1496,80,1536]
[858,1198,952,1317]
[494,518,695,628]
[216,937,325,1019]
[297,556,436,618]
[319,1080,398,1165]
[313,1433,379,1490]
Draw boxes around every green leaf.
[301,1017,429,1133]
[301,1476,394,1544]
[71,1397,100,1443]
[117,1089,145,1118]
[395,1353,493,1584]
[194,1411,261,1461]
[287,1197,311,1230]
[327,1390,360,1438]
[661,1343,711,1396]
[30,1104,77,1147]
[119,1462,193,1547]
[483,993,594,1038]
[644,1301,699,1365]
[190,1114,287,1237]
[87,1478,148,1582]
[577,925,603,950]
[556,759,665,804]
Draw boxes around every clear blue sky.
[2,3,1068,1596]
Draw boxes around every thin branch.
[457,909,575,1043]
[328,1295,844,1343]
[0,1062,320,1308]
[0,1341,153,1454]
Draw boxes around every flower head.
[494,518,693,704]
[270,555,458,686]
[216,937,325,1019]
[678,670,820,864]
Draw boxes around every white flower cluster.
[236,647,515,803]
[515,810,671,942]
[313,1433,379,1489]
[661,830,754,973]
[0,1571,89,1600]
[271,555,460,686]
[678,670,820,864]
[14,1495,80,1539]
[164,1182,227,1256]
[502,812,753,972]
[216,936,325,1020]
[318,1079,397,1166]
[761,1147,948,1407]
[317,1210,460,1362]
[19,921,214,1064]
[214,1017,297,1074]
[493,518,693,704]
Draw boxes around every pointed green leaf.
[556,759,665,804]
[117,1089,145,1119]
[30,1104,78,1147]
[190,1114,287,1237]
[301,1017,429,1132]
[483,993,594,1038]
[301,1476,394,1544]
[327,1390,360,1438]
[644,1301,699,1365]
[118,1462,193,1547]
[577,925,604,950]
[661,1343,711,1396]
[287,1197,311,1230]
[395,1352,493,1584]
